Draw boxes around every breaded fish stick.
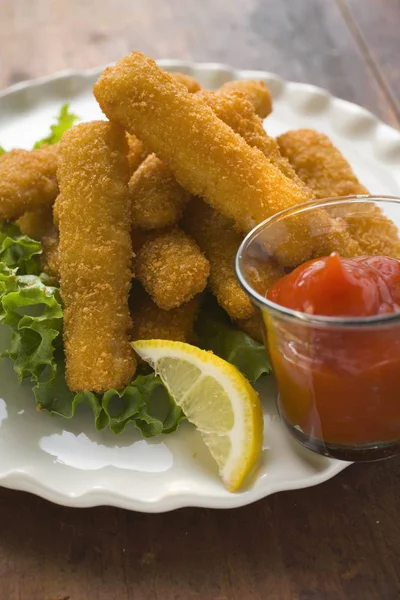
[183,199,284,319]
[196,89,310,187]
[219,79,272,118]
[136,228,210,310]
[126,134,150,174]
[181,91,354,315]
[53,196,61,228]
[171,72,201,93]
[58,121,136,392]
[278,129,400,257]
[204,96,358,258]
[17,206,54,240]
[204,95,361,258]
[126,71,200,176]
[131,87,288,317]
[128,87,276,233]
[277,129,368,198]
[182,200,254,320]
[126,70,200,229]
[94,52,323,265]
[0,145,59,221]
[130,153,189,230]
[132,288,201,342]
[41,228,60,279]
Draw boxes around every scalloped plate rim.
[0,459,348,512]
[0,60,398,512]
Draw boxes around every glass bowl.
[235,196,400,462]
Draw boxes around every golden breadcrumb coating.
[131,227,168,277]
[126,72,200,176]
[52,195,61,228]
[219,79,272,118]
[278,129,400,257]
[126,133,150,174]
[129,153,190,230]
[171,72,201,93]
[132,288,201,342]
[0,145,59,221]
[16,206,54,240]
[343,204,400,257]
[196,90,360,260]
[183,92,354,315]
[277,129,368,198]
[41,228,60,279]
[183,198,284,319]
[93,51,322,265]
[58,121,136,392]
[235,313,265,344]
[136,228,210,310]
[131,228,161,254]
[196,89,310,188]
[128,88,278,233]
[182,200,254,320]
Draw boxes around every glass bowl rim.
[235,195,400,328]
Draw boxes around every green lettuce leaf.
[102,373,185,436]
[32,355,183,436]
[0,265,63,381]
[196,298,271,382]
[0,223,42,274]
[33,352,108,430]
[1,103,78,154]
[0,227,268,437]
[33,103,78,149]
[0,249,184,436]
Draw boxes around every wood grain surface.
[0,1,400,599]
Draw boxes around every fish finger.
[278,129,400,257]
[0,145,59,221]
[219,79,272,118]
[183,199,283,319]
[58,121,135,392]
[277,129,368,198]
[128,87,276,233]
[94,52,327,265]
[195,88,310,187]
[182,92,354,312]
[126,71,200,176]
[170,72,201,93]
[130,153,189,230]
[126,133,150,174]
[197,87,361,260]
[132,287,201,343]
[41,227,60,279]
[17,206,54,240]
[126,70,200,229]
[135,227,210,310]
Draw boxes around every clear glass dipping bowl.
[236,196,400,462]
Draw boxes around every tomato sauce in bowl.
[265,254,400,457]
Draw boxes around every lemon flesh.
[132,340,264,491]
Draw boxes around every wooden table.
[0,1,399,598]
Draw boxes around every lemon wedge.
[132,340,263,491]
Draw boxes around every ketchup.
[265,254,400,447]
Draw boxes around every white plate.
[0,61,399,512]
